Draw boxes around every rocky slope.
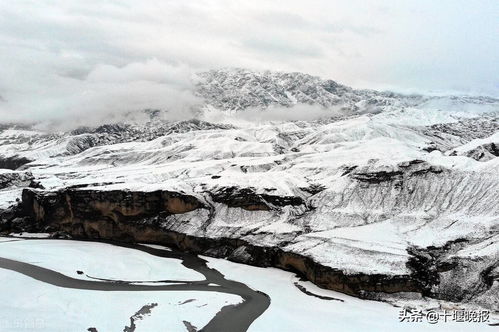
[0,69,498,310]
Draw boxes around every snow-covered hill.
[1,69,498,311]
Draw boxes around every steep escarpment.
[15,183,498,310]
[18,188,421,297]
[22,189,204,224]
[405,239,499,311]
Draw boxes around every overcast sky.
[0,0,498,123]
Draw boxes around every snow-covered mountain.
[1,69,498,312]
[197,68,497,112]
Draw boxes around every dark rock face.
[299,183,326,195]
[406,245,447,297]
[211,186,304,211]
[27,180,45,189]
[464,142,499,161]
[484,142,499,156]
[0,204,35,233]
[0,156,33,170]
[350,160,444,184]
[0,172,34,189]
[406,239,499,308]
[13,187,497,309]
[351,170,403,184]
[17,188,420,298]
[22,189,205,226]
[0,214,10,232]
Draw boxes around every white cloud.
[86,59,193,87]
[0,58,200,125]
[199,103,377,128]
[0,0,497,123]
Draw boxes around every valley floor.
[0,237,495,331]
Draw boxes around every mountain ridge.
[0,68,498,312]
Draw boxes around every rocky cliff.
[19,187,420,297]
[14,182,498,311]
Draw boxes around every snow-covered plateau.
[0,69,498,330]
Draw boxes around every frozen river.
[0,237,491,331]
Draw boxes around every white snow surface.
[0,238,239,332]
[0,268,239,332]
[0,69,498,277]
[0,238,494,332]
[0,238,203,281]
[205,256,497,332]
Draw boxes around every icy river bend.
[0,238,269,332]
[0,237,493,332]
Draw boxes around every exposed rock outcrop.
[0,171,34,189]
[0,156,32,170]
[9,187,469,302]
[350,160,444,184]
[211,187,304,211]
[406,239,499,310]
[22,189,205,225]
[14,184,498,311]
[463,142,499,161]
